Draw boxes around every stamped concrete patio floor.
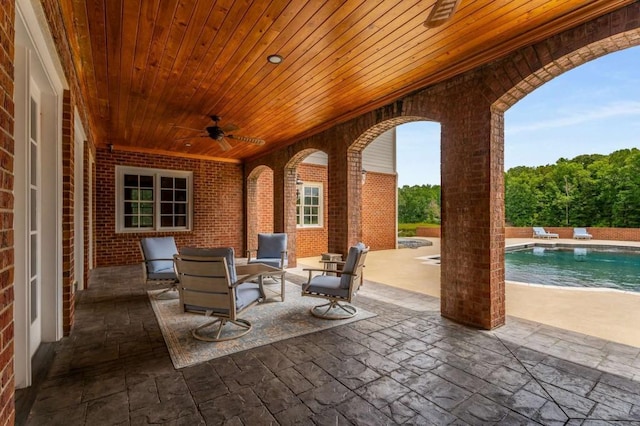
[22,263,640,425]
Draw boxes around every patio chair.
[301,243,368,319]
[532,227,559,239]
[247,233,288,270]
[139,236,179,298]
[173,250,262,342]
[573,228,592,239]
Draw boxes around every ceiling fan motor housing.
[206,126,225,140]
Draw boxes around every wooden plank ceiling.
[61,0,631,162]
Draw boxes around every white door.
[28,83,42,355]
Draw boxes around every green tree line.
[398,148,640,227]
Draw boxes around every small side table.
[320,253,343,276]
[236,263,286,302]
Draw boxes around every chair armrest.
[246,249,257,261]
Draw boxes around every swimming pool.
[505,246,640,292]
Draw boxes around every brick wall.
[419,226,640,242]
[362,171,397,250]
[61,91,75,334]
[256,169,274,235]
[0,1,14,422]
[95,149,244,266]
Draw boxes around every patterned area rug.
[149,281,377,369]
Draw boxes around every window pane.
[30,234,37,277]
[161,216,173,227]
[124,216,135,228]
[161,176,173,188]
[309,197,319,206]
[30,143,37,185]
[124,202,135,214]
[174,204,186,215]
[30,98,37,141]
[310,187,319,196]
[175,216,186,227]
[124,174,138,186]
[140,175,154,187]
[141,216,153,227]
[175,190,187,202]
[175,178,187,189]
[160,203,173,215]
[124,188,138,200]
[140,203,153,215]
[31,188,37,231]
[140,189,154,201]
[161,190,173,201]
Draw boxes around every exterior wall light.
[361,169,367,185]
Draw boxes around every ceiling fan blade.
[227,134,265,146]
[221,123,239,133]
[217,137,232,151]
[174,134,208,141]
[172,125,203,132]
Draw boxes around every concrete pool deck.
[295,238,640,348]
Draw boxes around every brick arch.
[283,148,330,260]
[349,116,428,152]
[492,30,640,113]
[246,165,274,254]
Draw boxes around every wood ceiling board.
[62,0,635,159]
[163,0,351,143]
[153,0,294,149]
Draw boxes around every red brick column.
[327,147,362,257]
[0,2,15,423]
[283,168,297,267]
[440,85,505,330]
[61,91,75,335]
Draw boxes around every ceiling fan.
[174,115,265,151]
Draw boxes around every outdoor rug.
[148,281,377,369]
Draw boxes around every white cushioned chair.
[139,236,179,298]
[301,243,368,319]
[174,247,262,342]
[247,233,288,270]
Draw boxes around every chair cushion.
[141,237,178,273]
[236,282,262,310]
[306,275,349,298]
[248,257,283,269]
[180,247,237,284]
[340,243,365,289]
[256,233,287,260]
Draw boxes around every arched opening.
[246,165,274,254]
[495,40,640,345]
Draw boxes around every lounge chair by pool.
[573,227,593,239]
[532,227,559,239]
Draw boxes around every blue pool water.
[505,247,640,292]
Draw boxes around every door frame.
[14,0,68,388]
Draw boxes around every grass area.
[398,222,439,237]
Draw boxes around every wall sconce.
[361,169,367,185]
[296,174,303,197]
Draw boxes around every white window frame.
[296,182,323,228]
[115,166,193,233]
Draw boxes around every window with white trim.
[116,166,193,233]
[296,183,323,227]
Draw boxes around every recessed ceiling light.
[267,54,283,64]
[184,143,191,147]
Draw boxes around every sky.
[396,46,640,186]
